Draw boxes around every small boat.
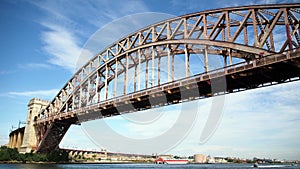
[253,162,258,168]
[163,159,189,164]
[155,157,189,164]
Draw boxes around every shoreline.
[0,161,152,165]
[1,161,295,165]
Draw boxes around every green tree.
[47,149,69,162]
[0,146,19,161]
[0,146,68,163]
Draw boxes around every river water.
[0,163,299,169]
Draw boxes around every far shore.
[0,160,152,164]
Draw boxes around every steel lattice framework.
[34,4,300,153]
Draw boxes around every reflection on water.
[0,163,299,169]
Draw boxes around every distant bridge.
[61,148,153,160]
[16,4,300,154]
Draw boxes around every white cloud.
[28,0,150,73]
[5,89,59,99]
[17,63,52,69]
[41,23,93,73]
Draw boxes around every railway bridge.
[12,4,300,154]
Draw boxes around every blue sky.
[0,0,300,160]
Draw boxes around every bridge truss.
[34,4,300,153]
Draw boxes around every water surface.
[0,163,299,169]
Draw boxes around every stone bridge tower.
[20,98,50,153]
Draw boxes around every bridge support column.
[20,98,50,153]
[8,133,13,148]
[16,131,23,152]
[12,133,17,148]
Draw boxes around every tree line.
[0,146,69,163]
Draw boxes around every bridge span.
[14,4,300,154]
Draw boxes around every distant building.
[194,154,207,163]
[158,154,173,159]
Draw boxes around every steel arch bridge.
[34,4,300,154]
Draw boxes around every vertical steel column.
[244,26,248,46]
[204,46,209,73]
[124,53,129,95]
[96,71,100,103]
[104,64,108,100]
[72,79,75,109]
[152,46,155,87]
[134,64,137,92]
[96,56,100,103]
[114,58,118,98]
[167,22,171,39]
[184,18,188,38]
[269,31,275,51]
[172,54,175,81]
[65,92,68,111]
[223,55,227,67]
[184,45,190,77]
[145,59,149,89]
[138,49,141,91]
[228,49,233,66]
[225,11,231,41]
[79,84,82,108]
[284,9,293,50]
[167,45,171,82]
[87,78,90,105]
[158,55,161,85]
[251,9,259,47]
[203,14,208,39]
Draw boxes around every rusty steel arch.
[34,4,300,153]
